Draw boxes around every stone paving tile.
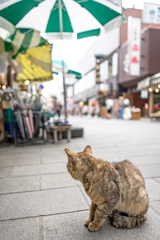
[42,156,66,164]
[131,148,160,157]
[145,179,160,201]
[79,186,91,205]
[0,217,39,240]
[137,164,160,178]
[0,187,89,221]
[0,157,41,167]
[41,173,81,190]
[19,153,42,159]
[154,178,160,183]
[0,167,12,178]
[10,162,67,177]
[0,176,39,194]
[0,153,20,160]
[43,208,160,240]
[150,201,160,215]
[129,155,160,166]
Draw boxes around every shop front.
[137,73,160,116]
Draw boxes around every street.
[0,116,160,240]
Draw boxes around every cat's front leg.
[88,204,112,232]
[85,201,97,226]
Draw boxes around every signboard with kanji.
[143,2,160,24]
[127,17,141,76]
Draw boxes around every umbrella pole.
[59,0,67,122]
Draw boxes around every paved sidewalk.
[0,117,160,240]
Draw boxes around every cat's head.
[64,145,92,181]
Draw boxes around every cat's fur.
[65,145,149,232]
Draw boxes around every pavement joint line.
[0,185,81,196]
[149,204,160,216]
[0,209,89,222]
[1,171,159,180]
[39,216,43,240]
[150,200,160,202]
[39,175,41,190]
[0,171,69,179]
[152,178,160,184]
[6,167,13,178]
[78,185,90,207]
[1,158,159,168]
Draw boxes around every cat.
[64,145,149,232]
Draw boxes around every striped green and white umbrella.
[0,0,122,39]
[52,59,82,79]
[0,27,47,58]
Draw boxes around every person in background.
[118,100,124,119]
[56,102,62,118]
[91,104,96,117]
[83,104,88,115]
[105,98,114,115]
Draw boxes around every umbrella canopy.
[52,59,82,79]
[0,27,47,58]
[16,43,52,82]
[0,0,122,39]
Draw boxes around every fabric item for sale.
[0,0,122,39]
[28,109,34,135]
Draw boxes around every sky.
[42,0,160,99]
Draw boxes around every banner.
[128,17,141,76]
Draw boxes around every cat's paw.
[88,222,101,232]
[112,220,120,228]
[84,218,91,227]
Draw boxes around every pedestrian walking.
[105,98,114,114]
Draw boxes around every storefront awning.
[16,43,52,82]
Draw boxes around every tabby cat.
[65,145,149,232]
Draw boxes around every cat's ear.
[64,148,72,156]
[64,148,75,163]
[83,145,92,154]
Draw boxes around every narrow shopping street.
[0,117,160,240]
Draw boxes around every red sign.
[131,56,139,64]
[132,44,139,51]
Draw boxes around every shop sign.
[127,17,141,76]
[95,58,100,84]
[151,77,160,85]
[137,77,150,91]
[39,84,44,90]
[140,90,148,99]
[143,2,160,24]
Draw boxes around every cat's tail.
[109,211,147,229]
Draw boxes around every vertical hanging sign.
[96,58,100,84]
[128,17,141,76]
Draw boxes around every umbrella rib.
[76,0,89,3]
[51,6,58,11]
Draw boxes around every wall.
[120,8,149,45]
[119,27,160,88]
[77,28,120,75]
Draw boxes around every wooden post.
[7,65,11,87]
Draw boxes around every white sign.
[140,90,148,99]
[137,77,150,91]
[128,17,141,76]
[143,2,160,24]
